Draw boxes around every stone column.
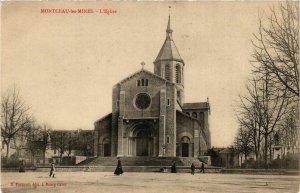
[117,117,124,157]
[159,89,166,157]
[194,128,200,157]
[117,90,125,157]
[158,115,165,157]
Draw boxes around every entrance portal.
[180,136,191,157]
[104,144,111,157]
[182,143,189,157]
[136,129,149,156]
[136,138,148,156]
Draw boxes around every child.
[49,163,55,178]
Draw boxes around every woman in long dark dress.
[191,163,195,175]
[19,160,25,173]
[171,162,177,173]
[114,158,123,176]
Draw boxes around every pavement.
[1,172,299,193]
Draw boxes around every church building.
[94,16,211,158]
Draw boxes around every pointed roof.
[154,16,184,64]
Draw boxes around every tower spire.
[166,6,173,39]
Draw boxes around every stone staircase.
[77,156,204,167]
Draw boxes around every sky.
[1,1,277,147]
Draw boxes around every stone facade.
[94,16,211,158]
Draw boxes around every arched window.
[166,136,170,144]
[176,64,181,83]
[141,79,144,86]
[192,112,197,118]
[165,64,170,81]
[103,137,111,144]
[181,136,190,143]
[137,80,140,86]
[145,79,148,86]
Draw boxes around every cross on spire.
[141,61,146,69]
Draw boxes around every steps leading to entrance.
[77,156,204,167]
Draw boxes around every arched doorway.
[181,136,190,157]
[136,130,149,156]
[129,124,154,157]
[103,138,111,157]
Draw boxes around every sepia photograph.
[1,1,299,193]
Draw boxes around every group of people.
[171,162,205,174]
[112,158,205,175]
[46,158,205,177]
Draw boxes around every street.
[1,172,299,193]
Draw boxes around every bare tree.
[258,69,291,165]
[234,127,253,162]
[278,105,299,155]
[27,124,51,164]
[1,88,33,160]
[74,130,94,156]
[252,1,299,98]
[236,79,264,161]
[236,67,291,167]
[235,1,298,169]
[50,131,69,164]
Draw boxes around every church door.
[136,138,148,156]
[136,129,149,156]
[182,143,189,157]
[104,144,111,157]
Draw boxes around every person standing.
[171,162,177,173]
[49,163,55,178]
[19,160,25,173]
[200,162,205,173]
[114,158,123,176]
[191,163,195,175]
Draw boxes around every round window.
[135,93,151,110]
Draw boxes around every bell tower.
[154,16,185,105]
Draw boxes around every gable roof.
[182,102,210,110]
[94,113,112,124]
[116,69,174,85]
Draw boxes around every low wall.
[3,167,298,175]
